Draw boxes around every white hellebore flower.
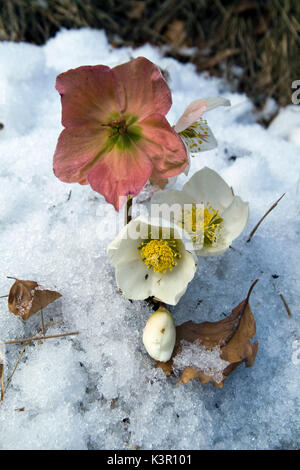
[107,216,197,305]
[143,307,176,362]
[151,167,249,256]
[174,97,231,175]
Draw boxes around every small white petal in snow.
[143,307,176,362]
[204,97,231,112]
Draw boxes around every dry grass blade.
[0,0,299,108]
[4,343,28,394]
[247,193,285,242]
[1,330,79,398]
[0,360,4,401]
[0,331,79,346]
[197,48,240,71]
[279,294,292,317]
[40,310,45,336]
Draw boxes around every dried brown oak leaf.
[156,280,259,388]
[8,279,62,321]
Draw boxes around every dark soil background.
[0,0,299,122]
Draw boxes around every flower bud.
[142,307,176,362]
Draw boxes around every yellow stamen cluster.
[179,117,210,153]
[178,202,223,247]
[139,239,181,274]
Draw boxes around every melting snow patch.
[173,340,230,384]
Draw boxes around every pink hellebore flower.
[53,57,188,210]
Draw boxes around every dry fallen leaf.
[156,280,259,388]
[8,279,62,321]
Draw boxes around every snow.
[0,28,300,450]
[269,105,300,147]
[173,341,229,384]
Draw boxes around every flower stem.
[125,195,133,225]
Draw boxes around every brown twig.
[0,295,8,299]
[279,294,292,317]
[197,48,240,71]
[4,343,28,394]
[1,330,79,399]
[40,310,45,336]
[0,362,4,401]
[247,193,285,242]
[0,331,79,346]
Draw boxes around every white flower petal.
[204,97,231,112]
[142,307,176,362]
[195,245,228,257]
[183,167,234,212]
[116,258,154,300]
[151,244,197,305]
[221,196,249,244]
[181,120,217,154]
[195,196,249,256]
[107,218,141,267]
[152,188,194,206]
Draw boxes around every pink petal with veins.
[53,127,107,183]
[112,57,172,119]
[174,99,207,133]
[138,113,188,179]
[56,65,122,128]
[87,146,153,211]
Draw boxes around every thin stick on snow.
[40,310,45,336]
[0,362,4,401]
[0,331,79,346]
[279,294,292,317]
[4,343,28,394]
[247,193,285,243]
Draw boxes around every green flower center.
[102,112,142,151]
